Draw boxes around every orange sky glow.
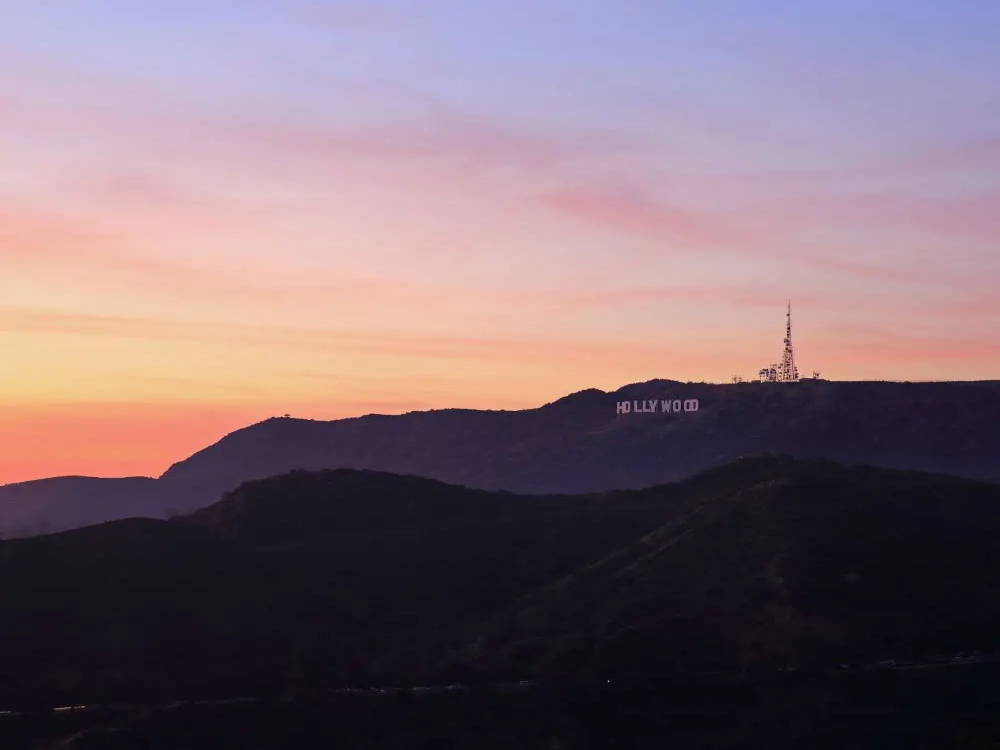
[2,2,998,484]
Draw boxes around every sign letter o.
[684,399,699,412]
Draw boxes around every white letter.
[672,400,682,412]
[661,399,672,413]
[617,401,630,414]
[684,399,699,412]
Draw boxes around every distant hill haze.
[0,457,998,706]
[2,379,999,537]
[0,476,168,538]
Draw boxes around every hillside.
[0,457,998,707]
[464,458,1000,680]
[4,378,998,538]
[0,476,166,538]
[161,379,1000,497]
[0,469,680,705]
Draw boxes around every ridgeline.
[2,378,999,537]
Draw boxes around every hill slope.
[3,378,999,537]
[0,476,166,538]
[0,458,998,706]
[161,380,1000,499]
[466,458,1000,680]
[0,469,682,705]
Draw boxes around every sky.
[2,0,998,483]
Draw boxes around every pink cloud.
[824,325,1000,364]
[0,201,481,313]
[542,177,998,291]
[0,304,731,368]
[834,192,1000,243]
[543,284,781,309]
[890,136,1000,176]
[543,182,820,260]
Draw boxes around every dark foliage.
[7,667,1000,748]
[469,458,1000,680]
[0,457,999,711]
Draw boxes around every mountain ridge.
[3,378,999,537]
[1,456,998,706]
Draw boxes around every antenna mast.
[779,302,799,382]
[757,303,804,383]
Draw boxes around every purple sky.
[1,0,998,482]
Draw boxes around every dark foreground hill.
[468,459,1000,681]
[0,457,998,709]
[11,669,1000,750]
[3,378,1000,538]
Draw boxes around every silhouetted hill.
[162,380,1000,501]
[3,379,999,537]
[0,458,998,708]
[0,468,682,706]
[464,457,1000,681]
[0,476,166,538]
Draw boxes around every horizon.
[4,375,998,486]
[3,0,999,484]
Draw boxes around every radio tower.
[779,302,799,382]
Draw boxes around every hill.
[2,378,999,537]
[0,469,679,706]
[0,476,166,538]
[464,458,1000,681]
[0,457,998,707]
[160,379,1000,496]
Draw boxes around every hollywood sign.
[616,398,700,415]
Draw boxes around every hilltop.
[2,378,999,537]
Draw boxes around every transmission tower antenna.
[777,302,797,382]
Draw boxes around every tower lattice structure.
[758,303,800,383]
[778,302,799,382]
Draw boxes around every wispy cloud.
[0,306,685,365]
[1,0,998,482]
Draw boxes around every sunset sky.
[2,0,998,484]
